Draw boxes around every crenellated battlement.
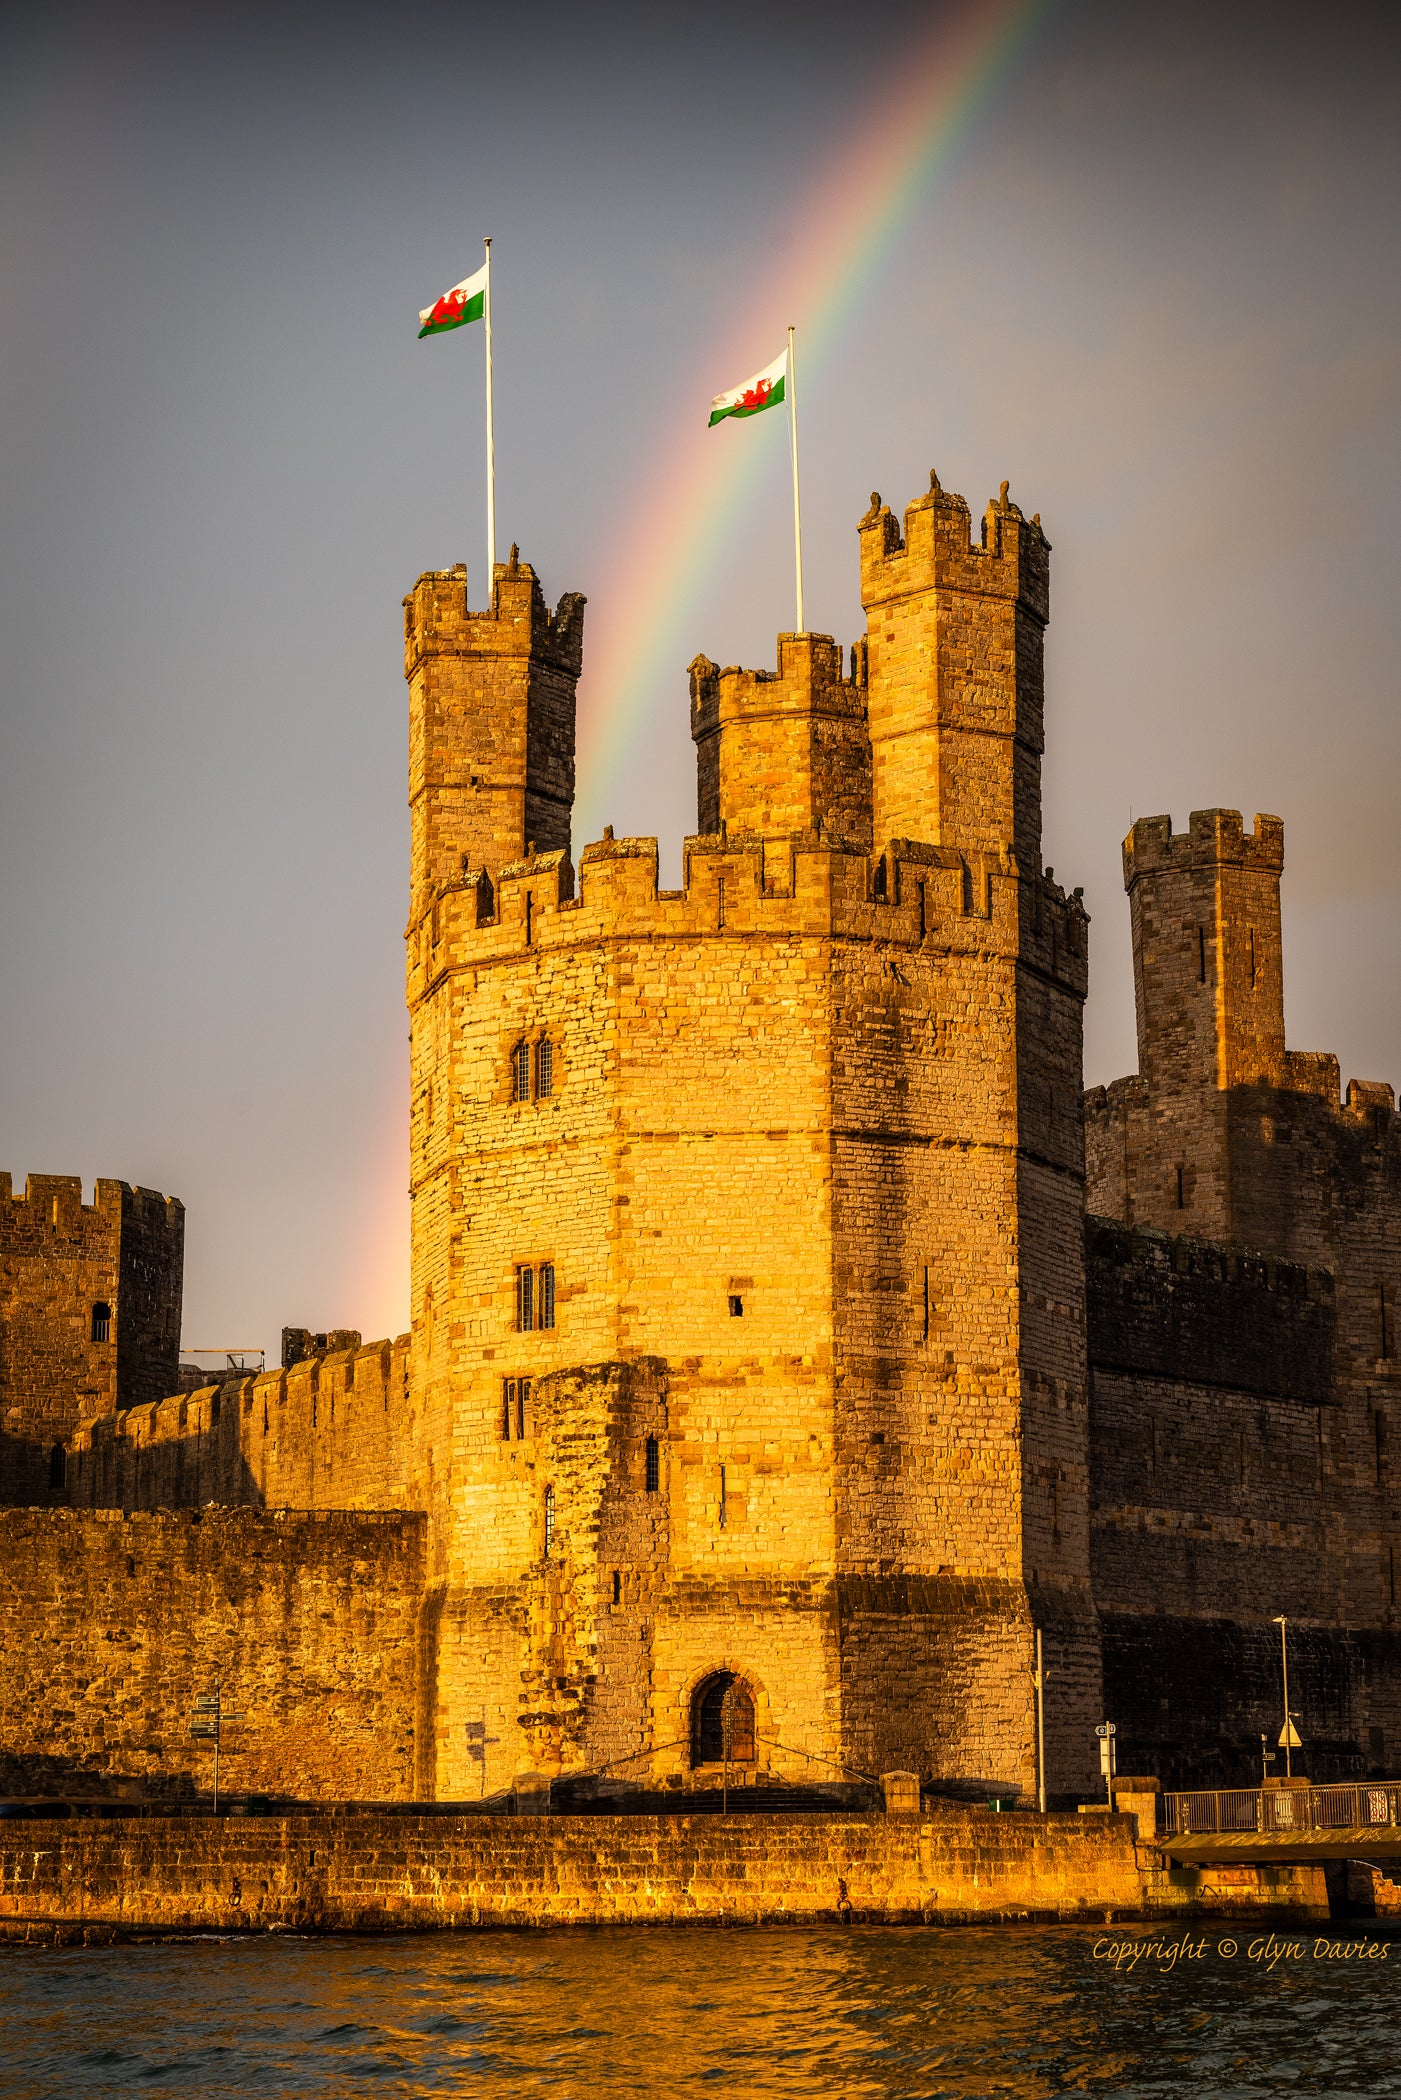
[1123,808,1285,889]
[858,472,1050,625]
[67,1333,416,1513]
[0,1174,182,1245]
[403,557,584,679]
[405,826,1089,999]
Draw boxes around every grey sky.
[2,0,1398,1357]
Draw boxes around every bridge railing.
[1159,1781,1401,1836]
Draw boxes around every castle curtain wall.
[0,1509,426,1800]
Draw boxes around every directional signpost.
[1096,1722,1117,1811]
[189,1680,244,1813]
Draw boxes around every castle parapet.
[1123,809,1284,890]
[66,1333,415,1513]
[403,558,584,680]
[858,474,1050,625]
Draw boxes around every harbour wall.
[0,1809,1326,1937]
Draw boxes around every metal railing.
[1160,1782,1401,1837]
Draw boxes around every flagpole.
[787,323,804,634]
[483,236,496,588]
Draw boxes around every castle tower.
[1092,810,1287,1239]
[404,555,585,918]
[403,552,586,1795]
[0,1174,184,1506]
[837,482,1095,1795]
[858,476,1050,860]
[404,486,1099,1805]
[689,632,872,850]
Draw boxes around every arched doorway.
[692,1671,755,1765]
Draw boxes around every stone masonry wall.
[1085,810,1401,1787]
[66,1336,419,1513]
[0,1808,1325,1937]
[0,1175,183,1507]
[1086,1220,1401,1782]
[0,1509,425,1800]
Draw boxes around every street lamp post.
[1273,1615,1293,1780]
[1030,1628,1047,1813]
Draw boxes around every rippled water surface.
[2,1923,1399,2098]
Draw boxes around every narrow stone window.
[1249,928,1257,987]
[524,892,534,946]
[719,1463,728,1528]
[612,1569,621,1606]
[536,1037,554,1100]
[917,879,926,941]
[716,877,727,930]
[512,1040,532,1102]
[922,1267,930,1344]
[728,1294,743,1318]
[645,1434,659,1492]
[518,1378,531,1439]
[540,1262,556,1331]
[1198,927,1207,982]
[1175,1164,1186,1209]
[48,1442,65,1492]
[91,1302,111,1344]
[517,1266,534,1333]
[502,1379,515,1441]
[543,1483,555,1555]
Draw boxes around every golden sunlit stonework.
[3,474,1398,1815]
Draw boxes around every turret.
[1124,809,1287,1098]
[403,553,585,922]
[858,474,1050,860]
[1091,809,1288,1238]
[689,632,871,848]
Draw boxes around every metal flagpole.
[787,324,804,634]
[483,236,496,585]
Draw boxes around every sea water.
[0,1921,1397,2097]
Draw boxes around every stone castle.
[2,471,1396,1806]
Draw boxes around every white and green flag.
[708,347,787,427]
[418,262,488,339]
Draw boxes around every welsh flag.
[418,263,488,339]
[708,348,787,427]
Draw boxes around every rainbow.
[575,0,1052,836]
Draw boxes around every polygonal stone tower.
[404,479,1101,1804]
